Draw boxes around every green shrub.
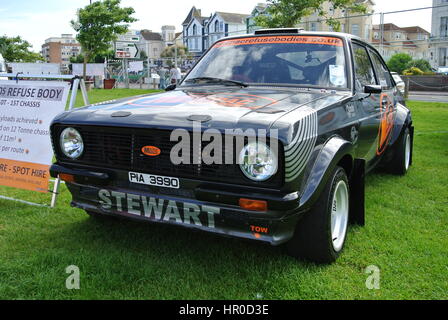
[403,67,424,76]
[387,53,413,74]
[406,59,432,73]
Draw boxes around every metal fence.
[105,57,197,89]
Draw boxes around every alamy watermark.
[65,265,80,290]
[365,265,380,290]
[169,121,279,166]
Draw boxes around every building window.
[441,17,448,37]
[352,24,360,37]
[395,32,401,39]
[365,25,370,39]
[193,25,197,36]
[215,20,219,32]
[374,32,379,40]
[440,48,447,66]
[310,22,317,31]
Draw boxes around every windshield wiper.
[185,77,248,87]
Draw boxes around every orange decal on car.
[141,146,161,157]
[377,93,395,155]
[213,36,344,48]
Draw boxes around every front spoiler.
[53,164,305,246]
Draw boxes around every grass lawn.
[70,88,162,108]
[0,89,446,300]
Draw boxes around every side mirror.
[165,84,176,91]
[364,85,382,94]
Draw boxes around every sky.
[0,0,434,51]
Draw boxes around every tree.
[161,45,190,59]
[0,36,44,63]
[139,50,148,60]
[71,0,136,79]
[405,59,432,73]
[69,49,115,64]
[387,53,412,75]
[254,0,367,31]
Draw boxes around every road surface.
[408,92,448,103]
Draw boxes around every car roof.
[219,29,363,43]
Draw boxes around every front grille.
[52,125,284,188]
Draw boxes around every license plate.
[129,172,180,189]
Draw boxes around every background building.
[206,12,248,48]
[182,7,209,56]
[430,0,448,68]
[41,34,80,71]
[173,32,184,47]
[161,25,176,44]
[246,0,375,40]
[138,29,164,59]
[299,0,375,40]
[246,3,268,33]
[182,6,249,57]
[372,24,430,61]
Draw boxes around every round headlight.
[60,127,84,159]
[239,141,278,181]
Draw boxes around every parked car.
[50,29,413,263]
[0,54,7,80]
[391,72,406,94]
[437,67,448,75]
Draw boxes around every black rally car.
[50,29,413,263]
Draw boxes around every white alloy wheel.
[405,133,411,171]
[330,180,349,252]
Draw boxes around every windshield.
[183,35,348,89]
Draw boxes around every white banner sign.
[0,80,70,192]
[128,61,144,72]
[72,63,105,77]
[10,63,60,75]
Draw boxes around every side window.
[368,49,393,89]
[352,43,376,90]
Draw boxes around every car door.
[367,48,398,161]
[351,41,382,169]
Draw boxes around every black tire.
[389,127,412,175]
[287,166,350,264]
